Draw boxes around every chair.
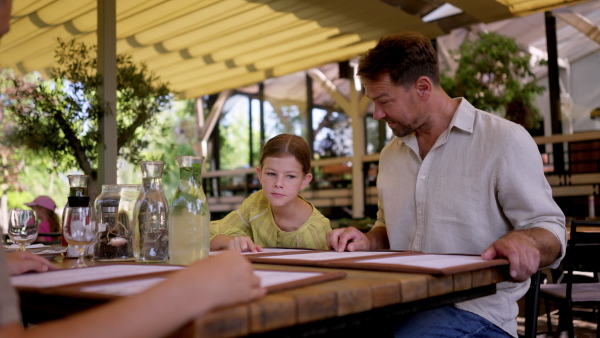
[539,221,600,338]
[522,270,542,338]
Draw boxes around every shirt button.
[420,175,425,180]
[418,209,422,215]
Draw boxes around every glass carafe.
[169,156,210,265]
[133,161,169,263]
[62,175,90,258]
[94,184,139,261]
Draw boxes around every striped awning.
[0,0,592,99]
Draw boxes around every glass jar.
[169,156,210,265]
[133,161,169,263]
[117,184,141,258]
[94,185,140,261]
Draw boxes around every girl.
[210,134,331,252]
[25,196,61,243]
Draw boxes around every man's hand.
[327,227,371,252]
[482,230,545,282]
[6,251,59,276]
[229,236,263,253]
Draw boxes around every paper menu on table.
[50,269,345,298]
[11,265,183,289]
[209,248,313,256]
[256,270,322,288]
[248,250,508,274]
[355,254,487,269]
[80,277,167,296]
[4,243,47,251]
[243,248,312,255]
[332,253,509,275]
[257,251,392,261]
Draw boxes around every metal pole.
[259,83,265,148]
[97,0,118,190]
[545,11,565,173]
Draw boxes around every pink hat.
[25,196,56,211]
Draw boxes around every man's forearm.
[367,226,390,250]
[519,227,562,268]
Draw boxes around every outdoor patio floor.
[518,307,598,337]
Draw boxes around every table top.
[18,255,508,337]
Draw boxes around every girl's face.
[31,206,47,219]
[31,206,42,216]
[256,155,312,208]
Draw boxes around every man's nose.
[373,104,385,120]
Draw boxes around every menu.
[12,265,183,290]
[11,264,345,299]
[247,250,508,275]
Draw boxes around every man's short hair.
[358,32,439,89]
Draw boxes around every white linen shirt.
[374,98,566,337]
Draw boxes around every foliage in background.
[116,99,196,203]
[313,106,353,159]
[0,38,173,198]
[440,32,546,130]
[0,144,21,194]
[218,95,256,172]
[14,148,70,210]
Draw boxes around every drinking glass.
[63,205,97,268]
[8,209,38,251]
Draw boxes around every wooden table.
[18,256,508,337]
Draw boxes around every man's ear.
[415,76,432,100]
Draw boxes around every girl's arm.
[210,194,263,250]
[211,234,235,250]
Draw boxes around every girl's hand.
[229,236,263,253]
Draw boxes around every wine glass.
[8,209,38,251]
[63,205,97,268]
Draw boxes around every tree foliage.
[1,38,173,194]
[440,32,545,130]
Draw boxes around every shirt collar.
[449,97,475,134]
[399,97,475,146]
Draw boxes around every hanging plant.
[441,32,546,130]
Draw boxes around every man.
[327,32,566,337]
[0,2,265,336]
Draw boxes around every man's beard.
[386,118,414,138]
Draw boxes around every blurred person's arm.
[6,251,59,275]
[1,251,266,338]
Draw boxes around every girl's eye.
[287,175,296,179]
[267,172,275,177]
